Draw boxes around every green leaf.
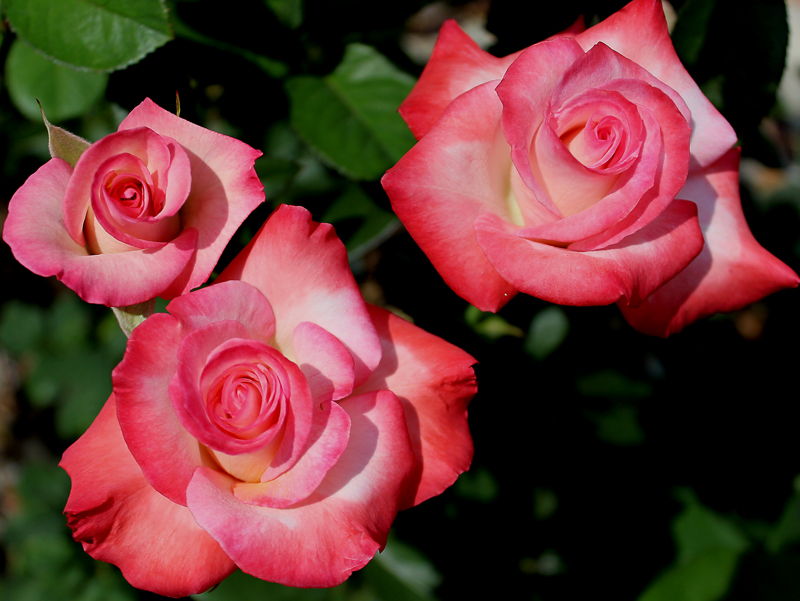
[576,370,652,401]
[637,491,750,601]
[254,156,299,200]
[672,489,750,565]
[765,476,800,554]
[323,184,398,259]
[464,305,524,340]
[286,44,417,180]
[265,0,303,29]
[637,547,741,601]
[671,0,717,67]
[363,536,441,601]
[0,300,44,355]
[39,105,92,167]
[586,406,645,446]
[524,306,569,360]
[192,569,334,600]
[5,0,173,71]
[111,300,155,338]
[454,466,498,503]
[6,40,108,123]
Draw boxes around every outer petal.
[619,148,800,336]
[356,305,476,509]
[292,321,356,402]
[60,397,235,598]
[114,313,206,506]
[119,98,265,298]
[234,400,350,507]
[574,0,737,169]
[474,199,705,306]
[399,19,522,140]
[215,204,381,387]
[186,390,415,588]
[2,158,197,307]
[382,82,520,312]
[167,280,277,345]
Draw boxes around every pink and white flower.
[60,204,477,597]
[382,0,798,336]
[3,98,264,307]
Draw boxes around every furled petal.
[234,400,350,507]
[87,153,179,249]
[292,321,356,402]
[118,98,265,298]
[63,127,176,247]
[169,323,282,456]
[2,158,197,307]
[382,81,520,312]
[215,204,381,387]
[474,199,704,306]
[186,390,415,588]
[574,0,737,169]
[113,313,206,506]
[399,19,522,140]
[496,36,586,213]
[169,323,315,484]
[60,397,235,598]
[619,148,800,335]
[356,305,476,509]
[500,42,692,246]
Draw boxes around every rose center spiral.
[205,361,284,440]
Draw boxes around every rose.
[382,0,798,336]
[59,204,477,597]
[3,98,264,307]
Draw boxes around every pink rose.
[2,98,264,307]
[59,205,476,597]
[382,0,798,336]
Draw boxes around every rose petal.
[399,20,522,140]
[88,153,180,249]
[292,321,356,402]
[119,99,264,298]
[574,0,737,170]
[167,279,277,345]
[521,78,691,248]
[63,127,175,247]
[356,305,476,509]
[501,42,692,246]
[169,322,314,481]
[2,158,198,307]
[186,390,415,588]
[215,204,381,387]
[497,36,587,215]
[233,400,350,507]
[619,148,800,335]
[474,199,705,306]
[114,313,208,506]
[60,396,235,598]
[382,81,521,312]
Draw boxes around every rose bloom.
[60,205,476,597]
[382,0,798,336]
[3,98,264,307]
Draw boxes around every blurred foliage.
[286,43,417,180]
[0,0,798,600]
[0,293,125,438]
[193,535,441,601]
